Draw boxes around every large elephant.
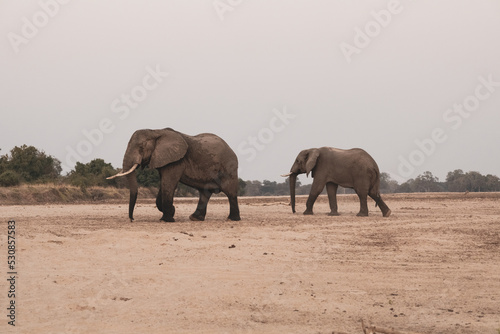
[107,128,241,222]
[282,147,391,217]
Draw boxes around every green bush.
[67,159,119,188]
[0,170,21,187]
[136,167,160,187]
[5,145,61,182]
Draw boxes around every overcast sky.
[1,0,499,184]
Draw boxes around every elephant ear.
[305,149,320,177]
[149,131,188,169]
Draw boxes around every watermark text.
[238,106,295,162]
[397,74,500,178]
[7,0,71,54]
[62,65,168,171]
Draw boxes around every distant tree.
[445,170,500,192]
[0,145,61,183]
[466,171,487,192]
[238,178,247,196]
[395,179,414,193]
[295,177,318,195]
[446,169,464,182]
[485,174,500,191]
[446,169,466,192]
[380,172,399,193]
[274,179,290,195]
[67,159,117,189]
[412,171,443,192]
[242,177,312,196]
[0,170,21,187]
[261,180,277,195]
[244,180,263,196]
[0,149,7,175]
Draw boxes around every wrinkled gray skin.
[117,128,240,222]
[287,147,391,217]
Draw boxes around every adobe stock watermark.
[62,64,168,171]
[339,0,412,64]
[213,0,243,21]
[238,106,295,162]
[7,0,71,54]
[397,74,500,178]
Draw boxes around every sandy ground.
[1,193,499,334]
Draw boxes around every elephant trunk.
[289,173,297,213]
[127,171,138,222]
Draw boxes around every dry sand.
[1,193,499,333]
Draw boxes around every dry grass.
[0,184,158,205]
[2,183,500,207]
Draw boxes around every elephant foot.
[383,209,392,218]
[227,214,241,221]
[356,212,369,217]
[303,210,314,215]
[160,216,175,223]
[189,214,205,222]
[328,212,340,216]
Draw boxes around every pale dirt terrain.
[1,193,499,334]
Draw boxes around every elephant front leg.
[304,180,324,215]
[326,182,340,216]
[159,178,178,223]
[190,190,212,221]
[160,195,176,222]
[156,188,163,212]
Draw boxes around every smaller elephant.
[282,147,391,217]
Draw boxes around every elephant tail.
[372,191,383,207]
[369,168,381,207]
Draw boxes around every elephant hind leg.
[326,182,340,216]
[355,189,369,217]
[226,194,241,221]
[368,190,391,217]
[221,179,240,221]
[190,190,212,221]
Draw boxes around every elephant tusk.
[281,172,293,177]
[106,164,139,179]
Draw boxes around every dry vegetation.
[0,184,157,205]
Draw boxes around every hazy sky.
[1,0,499,184]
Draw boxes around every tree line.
[1,145,499,195]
